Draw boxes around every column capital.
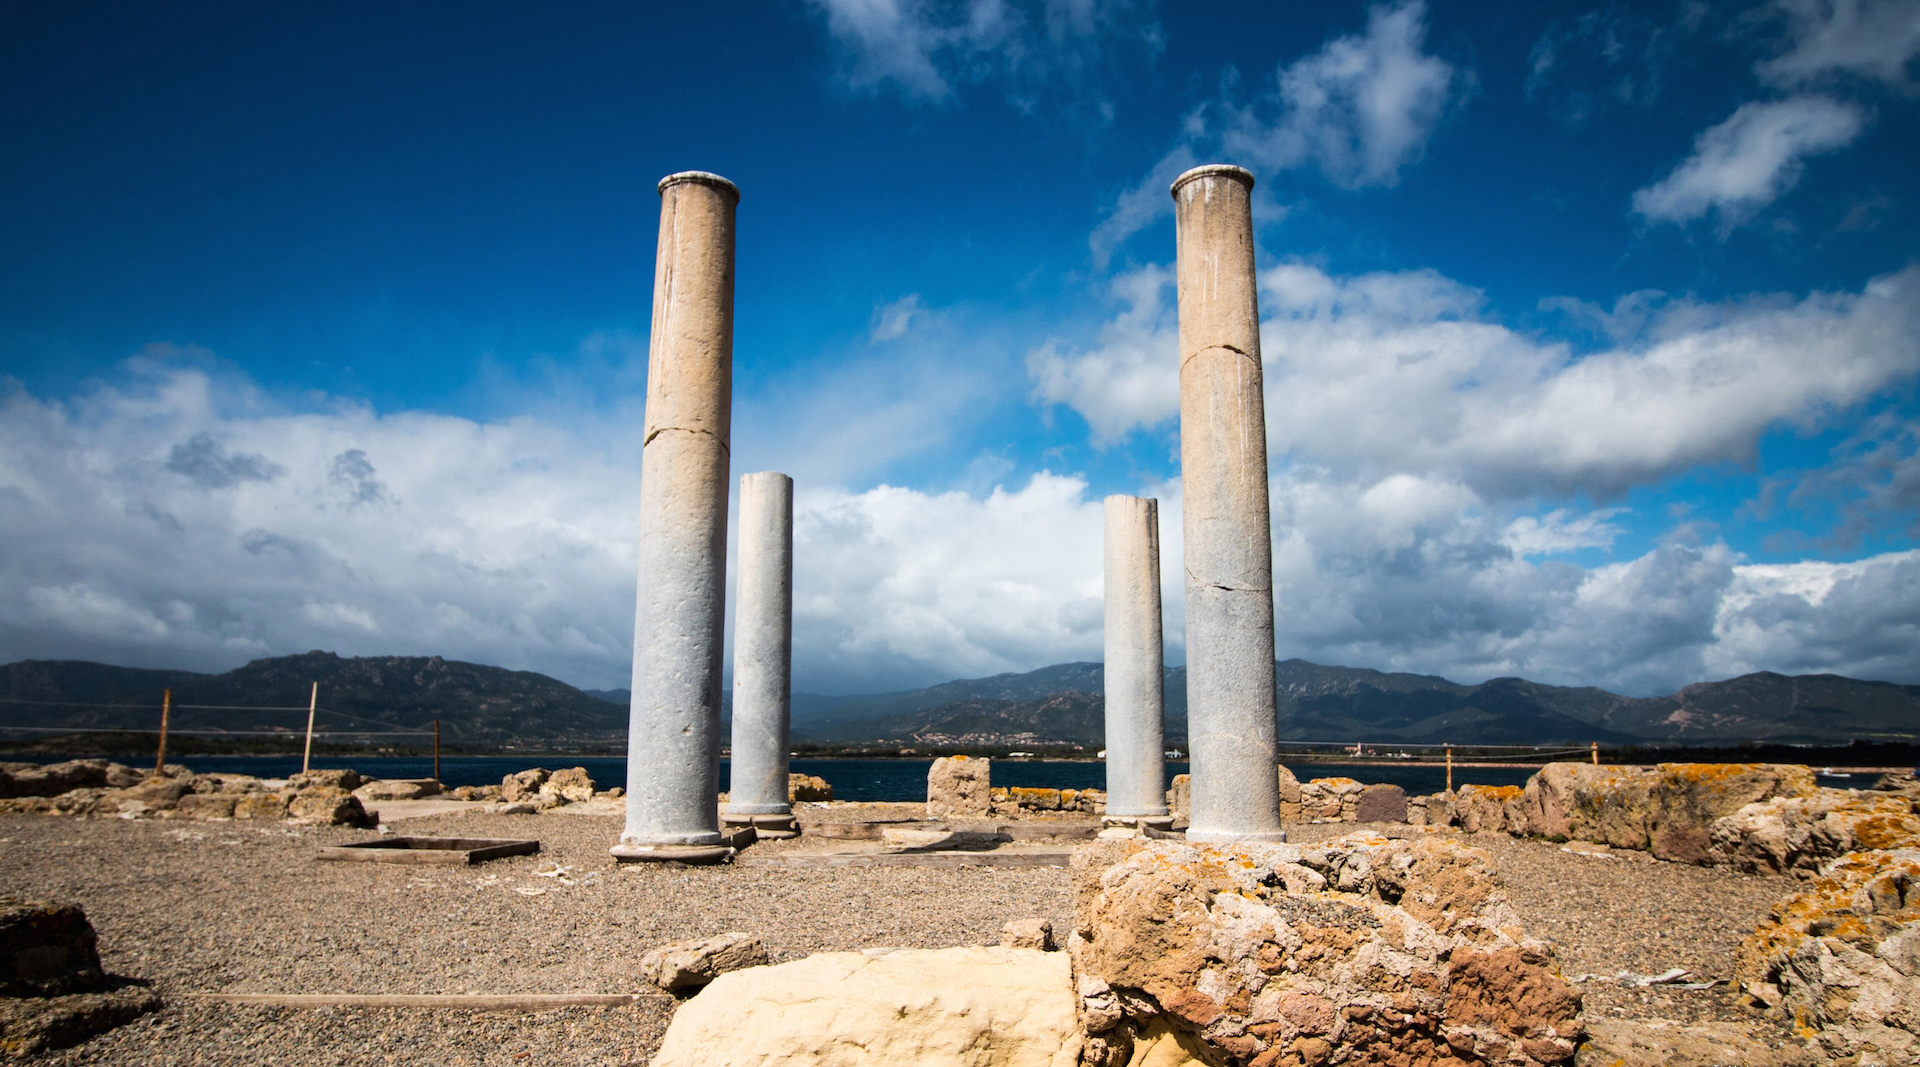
[1170,164,1254,197]
[658,171,741,202]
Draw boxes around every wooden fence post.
[302,682,318,774]
[154,688,171,775]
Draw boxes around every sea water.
[15,754,1543,799]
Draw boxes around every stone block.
[1069,835,1581,1067]
[1354,782,1409,823]
[640,932,769,992]
[287,787,373,826]
[171,793,237,820]
[500,768,549,803]
[928,756,990,818]
[540,767,594,804]
[1737,846,1920,1065]
[1000,918,1055,951]
[787,773,833,802]
[287,768,362,792]
[232,792,292,821]
[0,901,104,997]
[650,947,1080,1067]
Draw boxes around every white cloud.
[1033,260,1920,498]
[803,0,1161,113]
[1092,1,1459,261]
[869,294,924,342]
[1757,0,1920,90]
[1222,0,1458,189]
[1631,95,1867,226]
[1026,264,1179,441]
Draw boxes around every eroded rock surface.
[650,946,1081,1067]
[1519,763,1815,863]
[1736,846,1920,1066]
[928,755,991,818]
[1710,790,1920,875]
[1069,835,1582,1067]
[640,932,769,992]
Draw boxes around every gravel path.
[4,810,1813,1065]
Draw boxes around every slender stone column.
[1171,164,1285,843]
[613,171,740,864]
[724,471,798,839]
[1103,495,1172,829]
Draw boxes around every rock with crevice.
[1736,846,1920,1067]
[539,767,594,805]
[650,946,1081,1067]
[1069,834,1582,1067]
[499,768,549,803]
[1001,917,1056,951]
[1452,784,1527,834]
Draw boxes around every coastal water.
[16,754,1546,799]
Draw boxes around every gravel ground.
[4,809,1812,1065]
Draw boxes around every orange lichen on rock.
[1736,846,1920,1066]
[1069,835,1580,1067]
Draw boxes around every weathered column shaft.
[725,471,797,837]
[1172,164,1284,843]
[616,171,739,862]
[1103,494,1170,826]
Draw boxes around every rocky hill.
[6,652,1915,752]
[0,652,626,749]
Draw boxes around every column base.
[725,812,800,839]
[609,842,736,864]
[1184,828,1288,844]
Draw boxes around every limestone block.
[0,760,111,799]
[1069,835,1582,1067]
[1710,791,1920,874]
[354,778,442,802]
[287,768,362,792]
[788,773,833,802]
[1010,787,1062,811]
[1737,847,1920,1066]
[928,756,990,818]
[171,793,237,820]
[540,767,595,804]
[0,901,105,997]
[449,784,500,801]
[1001,918,1055,951]
[1167,774,1190,819]
[232,792,292,821]
[1355,782,1409,823]
[1275,764,1301,804]
[500,768,549,803]
[1454,784,1527,834]
[286,787,373,827]
[641,932,768,992]
[1574,1018,1819,1067]
[650,946,1081,1067]
[1647,763,1818,865]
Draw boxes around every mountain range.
[3,652,1916,751]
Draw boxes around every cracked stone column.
[1103,494,1171,830]
[613,171,740,864]
[724,471,799,839]
[1172,163,1285,843]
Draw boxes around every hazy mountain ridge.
[0,651,626,747]
[4,652,1916,750]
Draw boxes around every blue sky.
[3,0,1917,697]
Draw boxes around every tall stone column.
[724,471,798,839]
[1171,164,1285,843]
[613,171,740,864]
[1103,494,1171,829]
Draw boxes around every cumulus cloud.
[1756,0,1920,90]
[1631,95,1868,226]
[1221,0,1459,189]
[1092,1,1459,261]
[1034,260,1920,498]
[1026,264,1179,440]
[802,0,1161,115]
